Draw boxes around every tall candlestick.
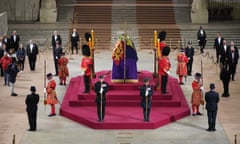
[91,30,94,48]
[154,30,157,48]
[157,38,161,58]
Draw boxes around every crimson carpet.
[60,70,190,129]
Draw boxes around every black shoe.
[192,114,196,116]
[48,114,56,117]
[206,128,211,132]
[11,93,18,96]
[179,82,184,85]
[59,83,63,85]
[212,128,216,131]
[196,112,202,116]
[27,129,36,132]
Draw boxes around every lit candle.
[154,30,157,48]
[157,38,161,58]
[91,30,94,48]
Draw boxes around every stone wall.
[0,12,8,36]
[0,0,40,21]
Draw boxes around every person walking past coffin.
[205,83,219,132]
[220,64,231,97]
[94,75,109,122]
[25,86,39,131]
[197,26,207,53]
[10,30,20,53]
[71,28,80,54]
[185,41,194,76]
[26,40,38,71]
[228,41,239,81]
[219,39,230,67]
[214,33,224,63]
[53,43,63,76]
[16,43,26,72]
[140,78,153,122]
[8,57,19,96]
[0,52,12,86]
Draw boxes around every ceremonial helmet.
[158,31,167,42]
[85,32,92,42]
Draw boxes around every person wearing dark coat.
[94,75,109,122]
[185,41,194,76]
[205,83,219,132]
[53,43,63,76]
[26,40,38,71]
[0,41,4,76]
[10,30,20,52]
[220,64,231,97]
[16,43,26,71]
[228,41,239,81]
[219,39,230,67]
[214,33,224,63]
[140,78,153,122]
[51,30,62,48]
[25,86,39,131]
[8,58,19,96]
[71,28,80,54]
[197,26,207,53]
[2,34,11,53]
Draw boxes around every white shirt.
[30,44,33,53]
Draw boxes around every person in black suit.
[205,83,219,132]
[26,40,39,71]
[10,30,20,52]
[228,41,239,81]
[219,39,230,68]
[220,64,231,97]
[94,75,109,122]
[214,33,224,63]
[197,26,207,53]
[140,78,153,122]
[8,57,19,96]
[25,86,39,131]
[71,28,80,54]
[2,34,11,53]
[185,41,194,76]
[51,30,62,48]
[54,43,63,76]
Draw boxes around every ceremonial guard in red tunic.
[46,73,58,117]
[191,73,204,116]
[58,53,69,85]
[158,46,171,94]
[176,48,188,85]
[81,45,92,93]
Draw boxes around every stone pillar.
[232,2,240,20]
[191,0,208,24]
[0,12,8,36]
[40,0,57,23]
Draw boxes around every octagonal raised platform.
[60,70,190,129]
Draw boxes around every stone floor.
[0,44,239,143]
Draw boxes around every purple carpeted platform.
[60,70,190,129]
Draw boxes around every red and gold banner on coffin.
[112,40,124,66]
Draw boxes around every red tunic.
[0,56,12,70]
[58,56,69,78]
[81,56,92,76]
[158,56,171,76]
[176,53,188,76]
[191,80,202,105]
[46,79,57,105]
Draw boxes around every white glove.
[43,88,46,93]
[145,90,149,97]
[200,86,204,91]
[80,71,84,75]
[100,88,104,94]
[166,71,170,75]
